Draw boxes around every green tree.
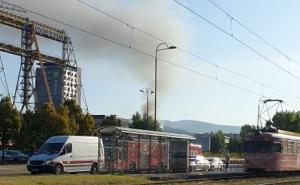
[18,102,77,152]
[130,112,160,131]
[78,113,95,135]
[100,115,121,127]
[210,130,225,153]
[16,110,36,152]
[227,138,241,153]
[272,111,300,132]
[240,124,255,143]
[63,100,95,135]
[130,112,144,129]
[0,97,21,163]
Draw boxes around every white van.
[27,136,104,175]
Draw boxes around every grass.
[0,174,152,185]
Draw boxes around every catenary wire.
[207,0,300,68]
[173,0,300,81]
[74,0,300,100]
[1,0,299,110]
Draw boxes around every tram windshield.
[244,141,282,153]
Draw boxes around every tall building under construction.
[35,64,81,109]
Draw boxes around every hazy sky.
[1,0,300,126]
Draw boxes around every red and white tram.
[244,129,300,172]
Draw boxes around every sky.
[1,0,300,126]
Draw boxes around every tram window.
[297,143,300,153]
[271,142,282,152]
[287,141,293,153]
[244,141,271,153]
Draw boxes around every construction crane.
[0,3,78,112]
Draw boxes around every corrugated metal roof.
[99,126,195,140]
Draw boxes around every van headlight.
[43,160,54,165]
[27,160,30,165]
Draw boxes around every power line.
[75,0,300,100]
[3,1,299,110]
[207,0,300,68]
[173,0,300,81]
[5,2,267,97]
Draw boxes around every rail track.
[137,172,300,185]
[258,179,300,185]
[137,172,253,185]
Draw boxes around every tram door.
[170,140,188,172]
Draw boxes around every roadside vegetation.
[0,174,151,185]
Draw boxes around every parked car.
[0,151,13,162]
[6,150,29,163]
[189,155,210,172]
[207,157,224,171]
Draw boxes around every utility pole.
[140,88,154,129]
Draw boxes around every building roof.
[99,126,195,140]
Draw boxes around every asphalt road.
[0,164,243,176]
[0,164,28,176]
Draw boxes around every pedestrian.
[225,150,230,171]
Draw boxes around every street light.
[140,88,154,129]
[154,43,176,125]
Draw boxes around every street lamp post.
[154,43,176,125]
[140,88,154,129]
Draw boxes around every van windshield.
[37,143,64,155]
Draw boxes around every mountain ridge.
[161,120,241,134]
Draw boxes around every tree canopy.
[0,96,21,162]
[210,130,225,153]
[240,124,255,143]
[272,111,300,132]
[17,100,96,152]
[130,112,160,131]
[100,115,121,127]
[63,100,95,135]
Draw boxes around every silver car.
[189,155,210,172]
[207,157,224,171]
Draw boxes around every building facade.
[35,64,81,109]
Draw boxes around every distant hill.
[163,126,194,135]
[161,120,241,134]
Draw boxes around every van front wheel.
[90,163,98,174]
[54,164,64,175]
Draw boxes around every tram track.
[257,179,300,185]
[137,172,300,185]
[137,172,254,185]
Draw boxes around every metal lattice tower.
[13,20,35,111]
[0,53,10,97]
[0,10,78,112]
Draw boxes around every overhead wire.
[3,1,268,98]
[2,0,299,110]
[74,0,300,100]
[207,0,300,68]
[173,0,300,81]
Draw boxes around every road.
[0,164,243,177]
[0,164,28,176]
